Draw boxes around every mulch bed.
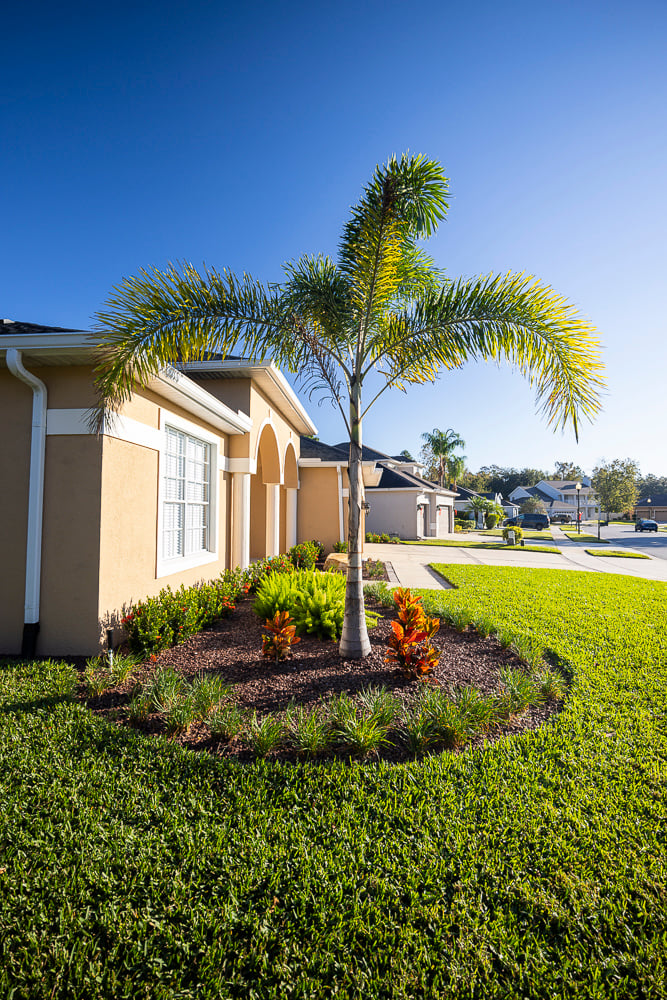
[82,595,563,764]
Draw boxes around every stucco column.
[231,472,251,569]
[285,487,298,549]
[266,484,280,557]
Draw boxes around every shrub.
[253,569,376,640]
[363,582,394,607]
[486,513,499,529]
[333,540,348,553]
[209,703,246,740]
[288,541,320,570]
[386,588,440,680]
[502,525,524,544]
[262,611,301,661]
[365,532,380,543]
[285,705,331,757]
[122,575,240,656]
[246,713,285,756]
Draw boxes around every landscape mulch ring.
[81,597,562,764]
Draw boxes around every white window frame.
[156,411,220,578]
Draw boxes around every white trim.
[178,358,317,436]
[231,472,251,569]
[337,465,345,543]
[6,350,46,626]
[148,366,252,436]
[156,416,220,579]
[227,457,257,475]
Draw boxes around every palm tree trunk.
[339,381,371,658]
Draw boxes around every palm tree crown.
[93,153,605,658]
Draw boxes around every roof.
[637,493,667,506]
[1,319,85,336]
[299,437,350,462]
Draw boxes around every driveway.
[366,527,667,590]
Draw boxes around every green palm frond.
[365,272,604,436]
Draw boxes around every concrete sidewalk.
[365,530,667,590]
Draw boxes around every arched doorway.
[280,442,299,553]
[249,423,282,560]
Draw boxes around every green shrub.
[502,525,524,544]
[253,569,376,640]
[363,582,394,607]
[486,513,499,529]
[333,540,348,553]
[288,541,320,569]
[122,575,240,656]
[209,703,246,740]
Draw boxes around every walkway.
[366,528,667,590]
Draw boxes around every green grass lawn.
[585,548,651,559]
[2,567,667,998]
[560,530,610,544]
[402,539,561,553]
[477,528,554,542]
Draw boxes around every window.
[163,426,211,560]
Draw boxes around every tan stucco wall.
[297,466,342,553]
[0,369,104,654]
[40,436,103,653]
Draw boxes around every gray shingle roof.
[1,319,85,335]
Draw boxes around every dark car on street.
[635,518,658,532]
[506,513,551,530]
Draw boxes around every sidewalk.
[365,530,667,590]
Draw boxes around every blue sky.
[3,0,666,476]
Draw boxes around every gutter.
[6,349,47,658]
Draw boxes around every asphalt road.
[586,522,667,560]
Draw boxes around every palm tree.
[446,454,467,491]
[421,428,466,488]
[92,154,604,659]
[468,494,493,529]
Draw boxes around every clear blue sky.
[3,0,666,476]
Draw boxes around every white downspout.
[6,349,47,657]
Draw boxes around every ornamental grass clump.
[386,587,441,680]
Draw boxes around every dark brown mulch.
[82,596,563,764]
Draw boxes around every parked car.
[506,513,551,530]
[551,513,572,524]
[635,519,658,532]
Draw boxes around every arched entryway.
[280,442,299,553]
[249,422,282,560]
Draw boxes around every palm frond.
[365,272,604,437]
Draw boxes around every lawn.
[477,528,554,543]
[560,530,609,544]
[1,566,667,997]
[584,548,651,559]
[401,539,561,553]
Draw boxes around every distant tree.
[520,496,547,514]
[460,468,492,492]
[592,459,640,517]
[636,473,667,496]
[553,461,585,480]
[446,454,467,491]
[470,465,548,496]
[398,448,414,460]
[420,428,466,488]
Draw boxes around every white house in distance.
[509,479,600,521]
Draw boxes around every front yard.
[1,566,666,997]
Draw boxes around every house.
[300,440,457,540]
[453,487,518,524]
[509,478,600,521]
[635,494,667,523]
[0,322,318,656]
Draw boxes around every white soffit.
[148,367,252,436]
[178,358,318,436]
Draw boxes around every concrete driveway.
[365,527,667,590]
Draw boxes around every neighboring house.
[453,487,518,522]
[300,441,456,540]
[1,322,318,656]
[635,494,667,523]
[509,479,600,521]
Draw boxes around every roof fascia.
[148,367,252,436]
[178,358,317,436]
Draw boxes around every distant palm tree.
[92,154,605,659]
[446,454,467,491]
[421,428,466,488]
